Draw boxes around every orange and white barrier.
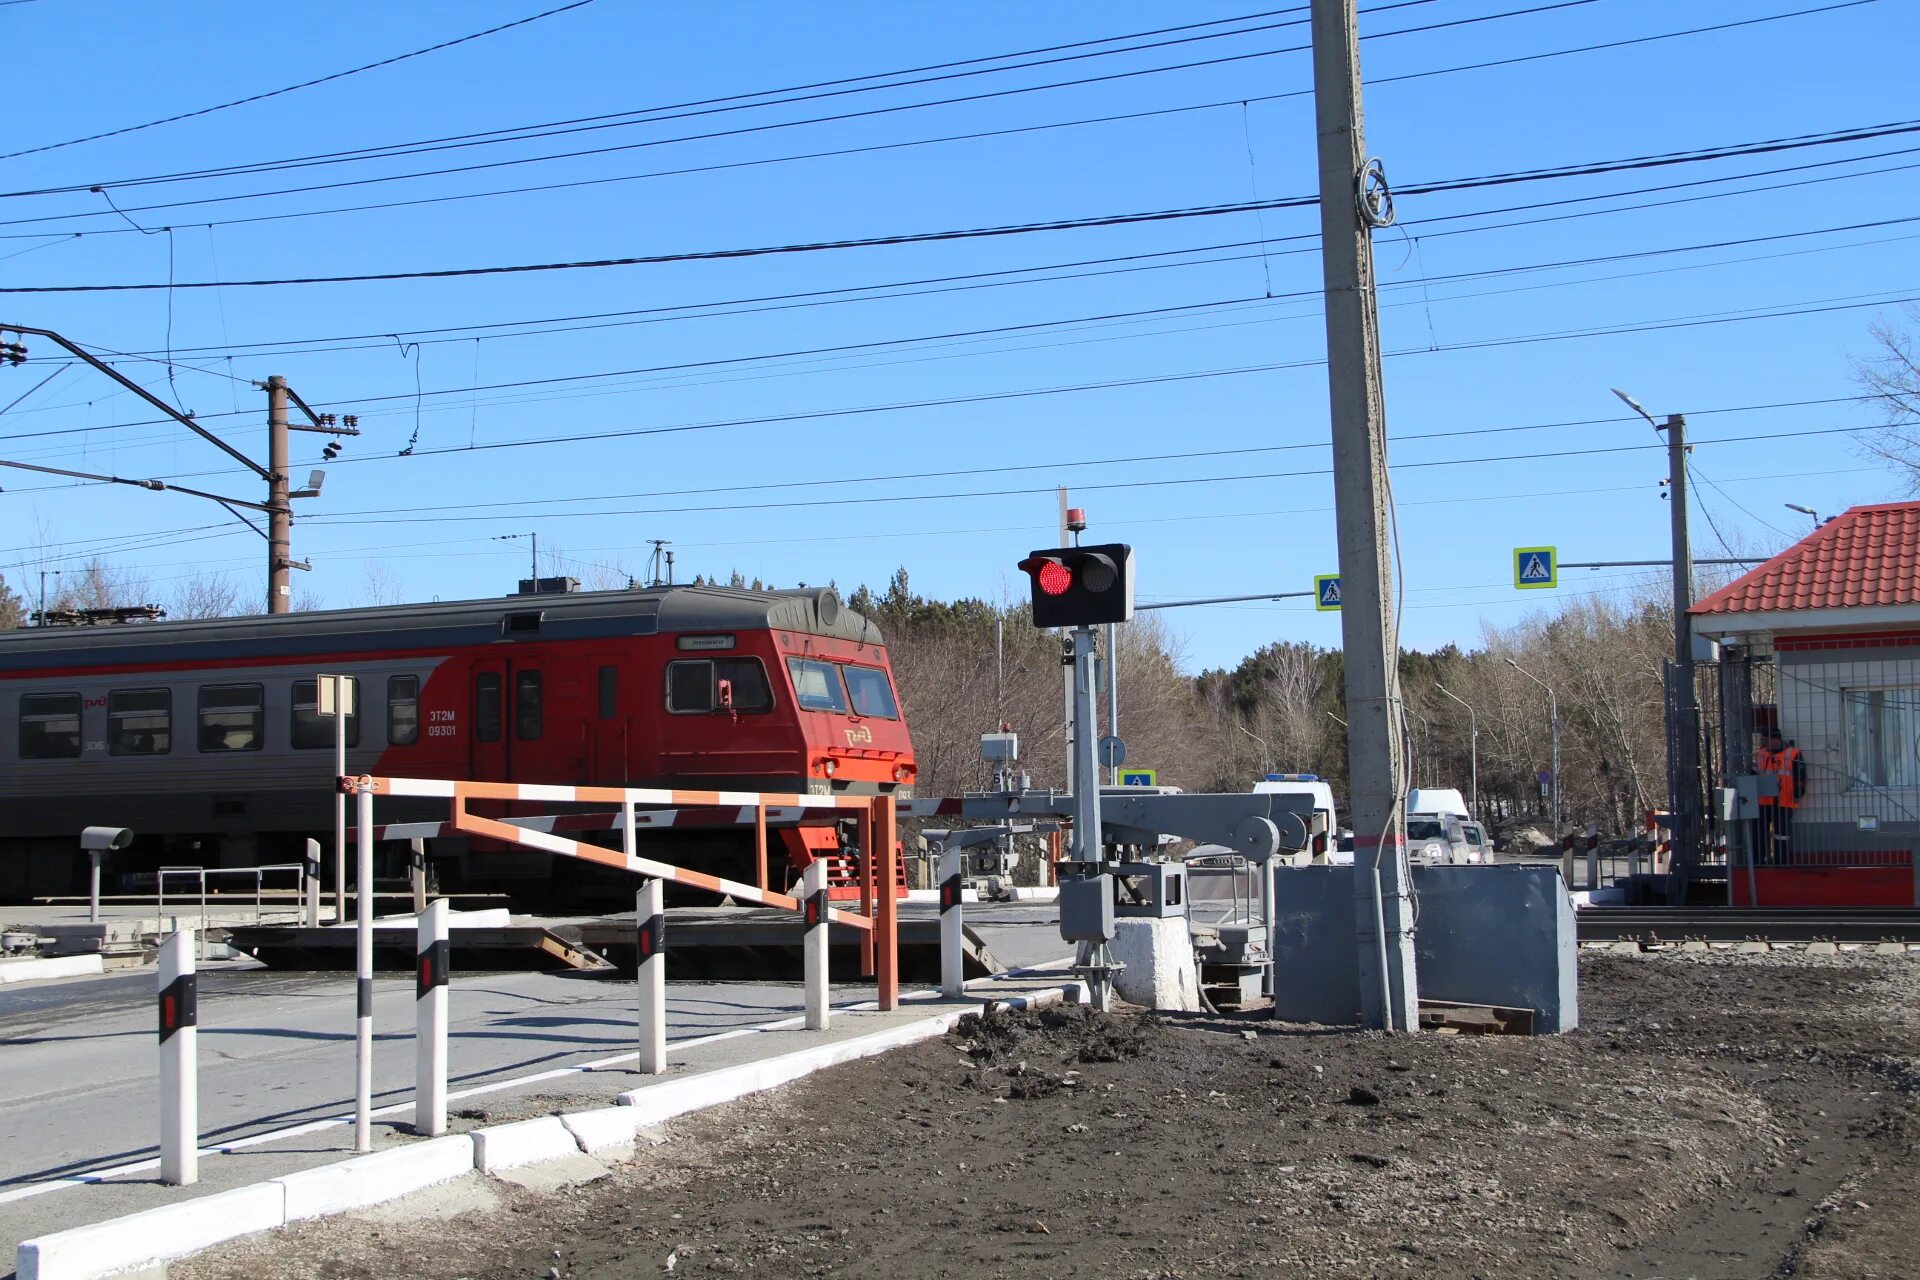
[342,775,900,1012]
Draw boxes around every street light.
[1784,502,1822,527]
[1237,724,1271,776]
[1505,657,1560,838]
[1434,682,1478,819]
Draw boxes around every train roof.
[0,585,883,672]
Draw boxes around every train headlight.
[822,759,837,777]
[893,764,910,782]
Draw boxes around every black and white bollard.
[414,897,449,1136]
[636,879,666,1075]
[354,782,374,1153]
[304,838,323,928]
[157,928,198,1186]
[938,848,965,998]
[802,859,829,1030]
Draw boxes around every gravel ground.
[179,951,1920,1280]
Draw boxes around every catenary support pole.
[938,847,965,998]
[414,897,449,1136]
[266,375,292,615]
[636,879,667,1075]
[1310,0,1418,1032]
[354,782,374,1152]
[1664,412,1702,904]
[158,927,198,1186]
[802,858,829,1030]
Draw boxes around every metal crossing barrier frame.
[341,775,901,1009]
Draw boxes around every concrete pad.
[472,1115,580,1172]
[16,1181,286,1280]
[493,1153,611,1192]
[274,1135,476,1222]
[1109,916,1202,1012]
[351,1175,506,1225]
[0,955,105,984]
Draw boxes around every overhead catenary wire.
[0,2,1861,237]
[10,114,1917,293]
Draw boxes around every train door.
[470,657,509,780]
[588,653,629,785]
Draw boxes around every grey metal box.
[1059,874,1115,942]
[1110,861,1188,919]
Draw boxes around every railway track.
[1577,906,1920,944]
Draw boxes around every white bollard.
[802,859,829,1030]
[637,880,666,1075]
[157,928,198,1186]
[304,837,322,928]
[354,784,374,1153]
[414,897,449,1136]
[938,848,965,999]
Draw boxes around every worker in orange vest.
[1755,733,1805,862]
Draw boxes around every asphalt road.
[0,901,1067,1254]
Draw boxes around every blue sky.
[1,0,1915,671]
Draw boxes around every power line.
[11,115,1914,295]
[0,2,1858,237]
[0,1,602,163]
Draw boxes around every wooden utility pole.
[1309,0,1419,1031]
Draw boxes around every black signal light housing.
[1017,543,1134,628]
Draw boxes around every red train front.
[0,584,915,905]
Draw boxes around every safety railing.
[156,863,308,934]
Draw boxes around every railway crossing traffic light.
[1017,543,1134,627]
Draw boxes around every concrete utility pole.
[266,377,293,614]
[1614,389,1702,903]
[1310,0,1417,1032]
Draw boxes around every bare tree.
[170,571,245,620]
[1857,309,1920,486]
[358,561,406,607]
[53,558,155,612]
[0,573,24,629]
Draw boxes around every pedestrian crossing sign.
[1515,546,1557,589]
[1118,768,1157,787]
[1314,574,1342,611]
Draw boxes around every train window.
[290,678,360,749]
[598,666,618,720]
[475,673,502,742]
[199,684,264,752]
[388,676,420,745]
[843,665,899,720]
[666,659,772,713]
[108,689,171,755]
[515,670,543,740]
[785,658,849,714]
[19,692,82,759]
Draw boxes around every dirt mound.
[951,1001,1158,1067]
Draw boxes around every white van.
[1252,774,1343,864]
[1406,788,1471,819]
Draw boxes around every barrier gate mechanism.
[341,775,901,1008]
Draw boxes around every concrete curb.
[14,981,1083,1280]
[15,1182,286,1280]
[0,955,105,984]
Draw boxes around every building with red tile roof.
[1691,500,1920,644]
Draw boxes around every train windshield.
[786,658,849,713]
[843,665,898,719]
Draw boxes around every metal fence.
[1766,658,1920,864]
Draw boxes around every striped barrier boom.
[375,805,821,844]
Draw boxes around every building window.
[199,684,265,752]
[785,658,848,714]
[19,692,82,759]
[1845,688,1919,788]
[388,676,420,746]
[109,689,171,755]
[843,665,899,720]
[291,678,361,749]
[515,670,543,741]
[476,673,502,743]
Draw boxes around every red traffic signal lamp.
[1017,543,1134,627]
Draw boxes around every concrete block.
[1108,915,1202,1011]
[1735,940,1771,954]
[16,1182,285,1280]
[1874,941,1908,956]
[0,955,104,984]
[1804,940,1839,955]
[492,1153,610,1191]
[274,1135,476,1221]
[472,1116,580,1172]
